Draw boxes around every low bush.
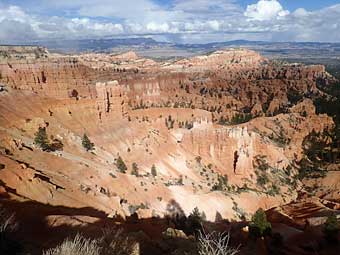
[116,156,127,173]
[324,214,339,243]
[249,208,272,239]
[82,134,95,152]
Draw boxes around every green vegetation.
[298,128,338,179]
[287,89,303,105]
[310,77,340,167]
[230,113,253,125]
[255,156,269,171]
[249,208,272,238]
[218,116,229,125]
[151,164,157,177]
[211,175,228,191]
[34,127,50,151]
[323,214,339,243]
[131,163,139,177]
[187,207,204,235]
[267,184,280,196]
[81,134,94,152]
[116,156,127,173]
[34,127,63,152]
[256,174,269,187]
[253,156,270,187]
[268,129,290,147]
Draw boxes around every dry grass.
[43,234,101,255]
[43,228,138,255]
[198,230,239,255]
[0,205,19,254]
[0,206,17,234]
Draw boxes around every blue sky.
[0,0,339,43]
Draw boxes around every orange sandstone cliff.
[0,47,337,225]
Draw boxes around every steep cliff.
[0,48,336,224]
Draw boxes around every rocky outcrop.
[173,48,266,71]
[0,58,98,99]
[0,47,336,224]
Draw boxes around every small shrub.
[50,139,64,151]
[211,175,228,191]
[177,175,184,185]
[151,164,157,177]
[82,134,94,151]
[116,156,127,173]
[256,174,269,187]
[71,89,79,99]
[195,156,202,164]
[230,113,253,125]
[249,208,272,239]
[131,163,139,177]
[324,214,339,243]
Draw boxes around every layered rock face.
[0,48,336,223]
[0,58,98,99]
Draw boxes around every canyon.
[0,46,339,254]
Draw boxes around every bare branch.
[198,230,240,255]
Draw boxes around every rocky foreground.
[0,46,339,254]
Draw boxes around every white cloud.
[208,20,220,31]
[244,0,289,21]
[146,22,170,33]
[0,1,340,43]
[292,8,310,17]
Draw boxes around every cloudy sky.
[0,0,339,44]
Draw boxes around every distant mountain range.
[10,38,340,60]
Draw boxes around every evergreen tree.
[191,207,201,219]
[131,163,139,176]
[34,127,50,151]
[249,208,272,238]
[151,164,157,177]
[324,214,339,243]
[82,134,94,151]
[187,207,203,235]
[116,156,127,173]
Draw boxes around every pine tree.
[82,134,94,151]
[191,207,201,219]
[151,164,157,177]
[131,162,139,176]
[249,208,272,238]
[187,207,203,235]
[34,127,50,151]
[116,156,127,173]
[324,214,339,243]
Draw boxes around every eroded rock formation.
[0,47,337,224]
